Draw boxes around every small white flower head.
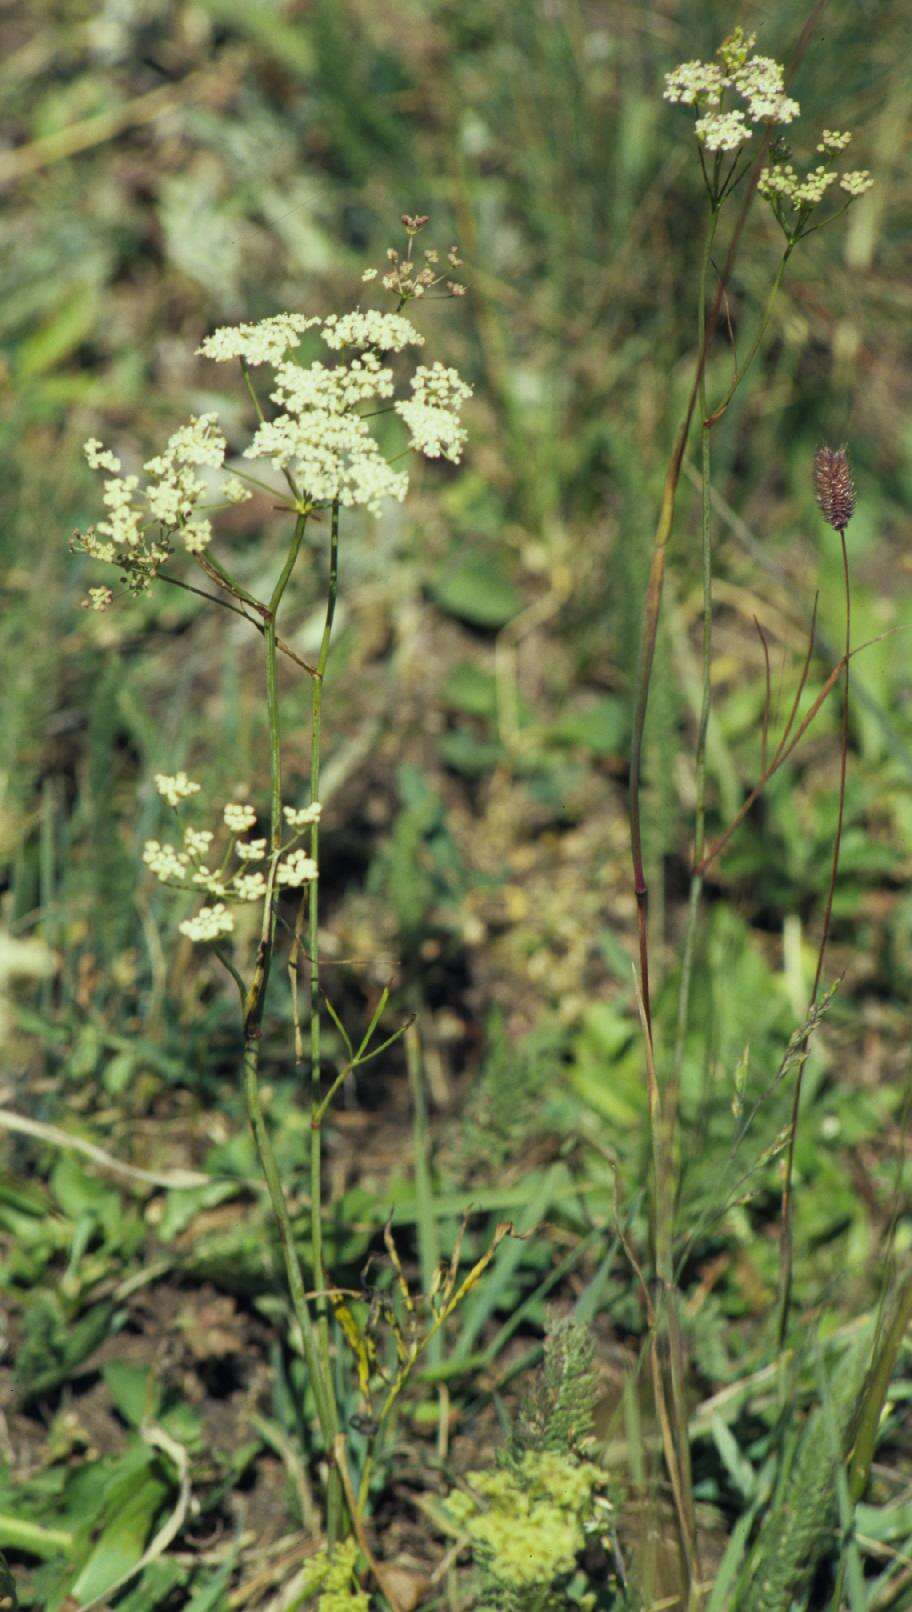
[695,110,752,152]
[197,313,322,367]
[192,867,228,896]
[840,169,874,196]
[84,438,122,473]
[663,60,724,107]
[236,838,267,862]
[183,826,214,858]
[818,129,852,154]
[665,33,799,143]
[222,476,252,504]
[361,268,378,282]
[155,771,201,807]
[224,801,257,834]
[143,840,189,882]
[81,585,113,612]
[321,310,424,353]
[283,802,322,829]
[732,56,798,124]
[395,362,473,462]
[182,517,212,554]
[179,903,235,943]
[276,849,318,886]
[233,871,268,902]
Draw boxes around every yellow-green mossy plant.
[446,1450,609,1609]
[290,1540,370,1611]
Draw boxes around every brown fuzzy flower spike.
[814,446,856,532]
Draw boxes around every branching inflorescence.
[74,219,473,1568]
[622,24,875,1603]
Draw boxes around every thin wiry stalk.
[300,500,340,1389]
[234,515,341,1484]
[755,616,773,775]
[672,205,719,1099]
[627,0,826,1035]
[777,527,851,1349]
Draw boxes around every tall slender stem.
[304,502,340,1365]
[237,515,337,1444]
[672,206,720,1099]
[777,527,851,1348]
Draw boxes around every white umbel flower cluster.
[283,802,322,828]
[79,415,240,585]
[179,904,235,943]
[155,772,201,807]
[220,307,472,515]
[142,413,227,554]
[321,310,424,352]
[758,163,837,207]
[818,129,853,154]
[758,155,872,225]
[144,787,326,940]
[664,28,799,153]
[197,313,321,366]
[839,170,874,196]
[224,802,257,833]
[694,110,752,152]
[79,260,472,596]
[276,849,318,887]
[394,363,473,461]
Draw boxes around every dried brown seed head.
[814,446,856,532]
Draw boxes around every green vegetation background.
[1,0,911,1607]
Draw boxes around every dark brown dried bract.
[814,446,856,532]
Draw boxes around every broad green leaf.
[432,554,521,628]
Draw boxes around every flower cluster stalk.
[777,518,852,1351]
[630,10,844,1597]
[230,513,343,1535]
[304,502,340,1384]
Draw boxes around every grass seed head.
[814,446,856,531]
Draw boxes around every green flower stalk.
[74,230,471,1544]
[626,17,872,1601]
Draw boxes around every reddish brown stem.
[777,528,851,1348]
[628,0,828,1033]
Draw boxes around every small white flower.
[840,169,874,196]
[283,802,322,829]
[236,838,267,862]
[361,268,378,282]
[663,60,724,107]
[143,840,189,881]
[732,57,799,124]
[223,476,252,503]
[394,362,473,462]
[182,517,212,554]
[793,166,837,206]
[81,586,113,612]
[198,313,322,367]
[84,438,122,474]
[224,802,257,833]
[276,849,318,886]
[183,826,214,857]
[179,903,235,942]
[817,129,852,154]
[192,867,228,896]
[155,771,201,807]
[233,871,268,902]
[695,110,752,151]
[321,310,424,352]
